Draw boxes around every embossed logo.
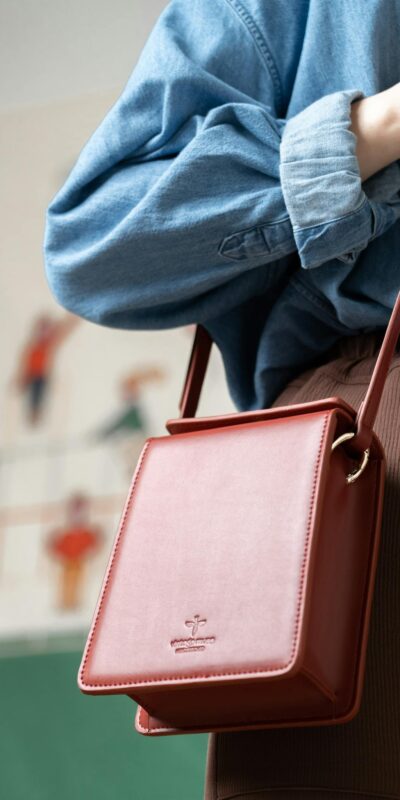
[171,614,216,654]
[185,614,206,636]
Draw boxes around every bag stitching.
[79,439,152,688]
[80,413,330,689]
[136,707,171,735]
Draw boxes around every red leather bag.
[78,293,400,737]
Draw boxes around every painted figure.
[47,492,102,610]
[96,366,166,473]
[13,312,79,425]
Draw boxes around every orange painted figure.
[47,493,102,611]
[13,312,79,425]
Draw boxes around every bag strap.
[179,293,400,454]
[178,324,213,419]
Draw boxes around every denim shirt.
[43,0,400,411]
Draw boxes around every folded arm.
[43,0,400,331]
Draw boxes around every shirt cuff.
[279,89,378,269]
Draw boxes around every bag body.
[78,295,400,736]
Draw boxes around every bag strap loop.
[179,294,400,451]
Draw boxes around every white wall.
[0,0,234,649]
[0,0,168,109]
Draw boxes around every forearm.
[350,82,400,182]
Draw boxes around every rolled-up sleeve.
[43,0,298,331]
[279,88,400,269]
[44,0,400,333]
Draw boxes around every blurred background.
[0,1,235,797]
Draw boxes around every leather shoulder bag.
[78,292,400,737]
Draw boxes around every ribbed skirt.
[204,333,400,800]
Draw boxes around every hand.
[350,82,400,182]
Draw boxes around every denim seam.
[220,216,291,239]
[291,196,369,233]
[219,244,293,262]
[224,0,283,110]
[281,157,361,165]
[217,216,294,261]
[218,246,293,262]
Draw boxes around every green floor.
[0,650,208,800]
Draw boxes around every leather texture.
[78,402,384,734]
[77,295,400,736]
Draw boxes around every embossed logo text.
[171,614,216,654]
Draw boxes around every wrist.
[384,82,400,126]
[350,84,400,181]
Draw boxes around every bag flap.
[79,409,339,694]
[166,396,356,434]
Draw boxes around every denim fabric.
[43,0,400,411]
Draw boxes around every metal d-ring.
[331,431,370,485]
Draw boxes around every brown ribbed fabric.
[204,333,400,800]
